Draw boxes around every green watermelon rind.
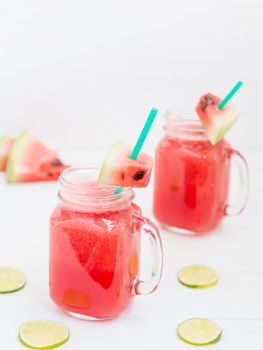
[0,136,16,171]
[208,107,240,145]
[6,131,31,183]
[98,140,128,184]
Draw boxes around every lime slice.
[178,264,218,288]
[0,266,26,293]
[177,318,222,345]
[19,320,70,349]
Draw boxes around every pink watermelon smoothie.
[50,182,141,319]
[153,129,231,233]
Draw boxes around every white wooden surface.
[0,151,262,349]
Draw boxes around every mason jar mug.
[153,109,249,234]
[50,166,163,320]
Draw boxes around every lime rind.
[0,282,26,294]
[18,320,70,349]
[19,332,69,350]
[177,318,222,346]
[177,264,219,289]
[0,266,26,293]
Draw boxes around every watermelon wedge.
[98,141,153,188]
[196,93,240,145]
[6,131,67,183]
[0,136,15,171]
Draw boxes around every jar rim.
[58,165,134,209]
[164,107,208,137]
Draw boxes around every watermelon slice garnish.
[98,141,153,188]
[0,136,15,171]
[6,131,67,183]
[196,93,241,145]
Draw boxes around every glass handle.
[225,149,249,216]
[131,214,163,295]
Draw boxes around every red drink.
[50,167,163,320]
[50,205,139,319]
[153,110,248,234]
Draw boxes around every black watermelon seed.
[204,95,214,105]
[201,102,207,111]
[132,170,146,181]
[51,158,63,166]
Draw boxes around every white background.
[0,1,263,349]
[0,0,263,155]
